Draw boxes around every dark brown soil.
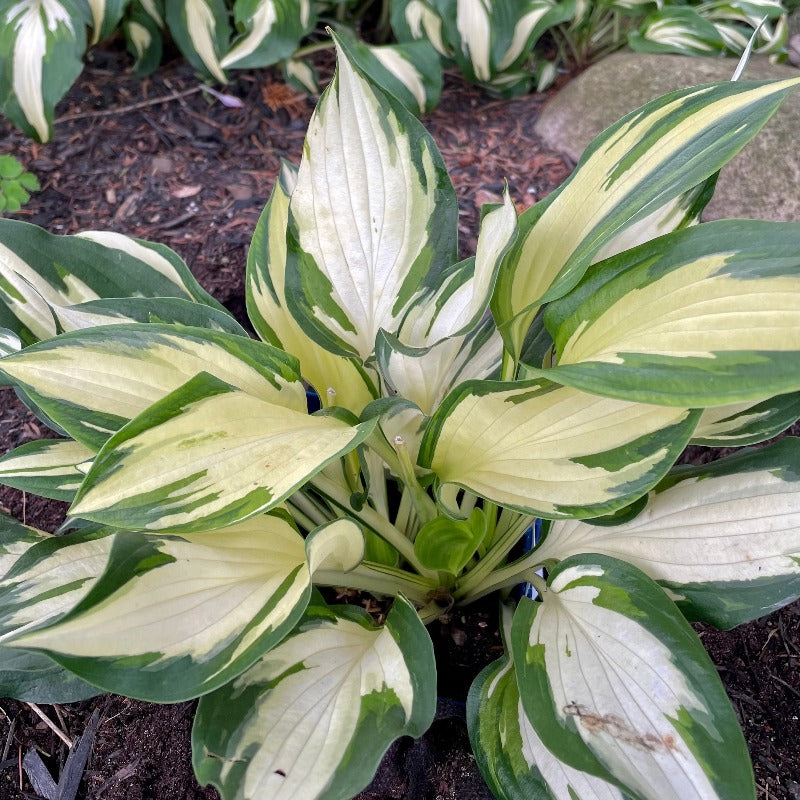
[0,45,798,800]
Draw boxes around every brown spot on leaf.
[563,702,681,754]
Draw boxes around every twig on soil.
[94,758,141,798]
[760,626,780,656]
[770,674,800,701]
[50,706,68,740]
[742,639,763,692]
[162,78,193,110]
[55,86,204,123]
[779,615,799,655]
[154,210,198,231]
[1,716,15,763]
[25,704,73,748]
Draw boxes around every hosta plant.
[390,0,576,94]
[392,0,792,94]
[629,0,788,58]
[1,35,800,800]
[0,0,438,142]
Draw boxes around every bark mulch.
[0,45,797,800]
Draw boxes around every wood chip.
[22,749,57,800]
[172,185,203,199]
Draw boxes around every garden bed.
[0,47,797,800]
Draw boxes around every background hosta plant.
[390,0,576,95]
[1,34,800,800]
[0,0,440,142]
[392,0,793,94]
[1,0,795,141]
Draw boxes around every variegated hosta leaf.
[702,0,788,56]
[70,372,374,532]
[419,377,699,520]
[192,597,436,800]
[74,229,223,307]
[435,0,574,95]
[691,392,800,446]
[540,221,800,407]
[734,0,790,24]
[87,0,128,44]
[533,438,800,629]
[484,69,533,98]
[306,500,401,580]
[400,190,517,347]
[452,0,493,81]
[494,0,576,74]
[246,160,376,415]
[0,645,100,702]
[750,15,788,56]
[365,40,442,115]
[132,0,163,27]
[52,296,248,337]
[533,59,557,93]
[285,34,458,362]
[220,0,315,70]
[492,76,800,357]
[9,514,329,700]
[468,606,624,800]
[376,317,502,416]
[0,527,114,701]
[0,0,87,142]
[628,8,725,56]
[714,21,759,55]
[0,219,222,343]
[376,192,514,414]
[283,57,319,94]
[655,3,786,56]
[0,323,304,448]
[0,528,115,639]
[590,175,716,264]
[336,32,442,115]
[0,326,21,356]
[363,397,428,479]
[512,554,754,800]
[124,0,164,75]
[165,0,230,83]
[246,159,299,340]
[391,0,448,56]
[0,438,94,501]
[305,518,365,576]
[0,511,50,579]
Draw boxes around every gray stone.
[534,53,800,221]
[789,10,800,66]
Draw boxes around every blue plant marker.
[520,518,542,599]
[306,390,321,413]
